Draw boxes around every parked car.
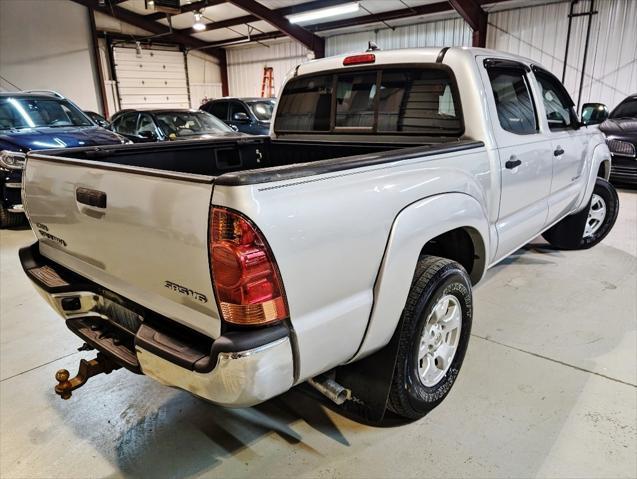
[20,47,617,423]
[201,97,275,135]
[109,109,240,143]
[0,91,127,228]
[598,94,637,185]
[84,110,110,128]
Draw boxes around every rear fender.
[350,193,489,362]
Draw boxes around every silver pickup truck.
[20,47,618,422]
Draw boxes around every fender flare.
[349,192,490,362]
[574,142,611,213]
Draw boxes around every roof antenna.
[366,41,380,52]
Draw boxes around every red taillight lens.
[209,207,288,326]
[343,53,375,65]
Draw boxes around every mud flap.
[299,318,407,426]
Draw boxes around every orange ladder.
[261,67,274,98]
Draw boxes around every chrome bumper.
[137,337,294,407]
[20,242,295,407]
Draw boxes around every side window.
[534,70,577,130]
[138,113,158,136]
[230,102,249,119]
[487,68,538,135]
[113,113,138,135]
[209,102,228,120]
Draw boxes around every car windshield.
[247,100,275,121]
[610,98,637,119]
[0,97,93,129]
[154,111,232,137]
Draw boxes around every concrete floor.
[1,190,636,479]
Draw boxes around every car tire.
[542,178,619,250]
[388,256,473,420]
[0,203,25,229]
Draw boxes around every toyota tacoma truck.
[19,47,618,422]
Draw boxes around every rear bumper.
[20,241,294,407]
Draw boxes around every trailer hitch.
[54,352,121,400]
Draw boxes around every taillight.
[343,53,375,65]
[209,207,288,326]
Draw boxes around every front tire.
[388,256,472,420]
[542,178,619,250]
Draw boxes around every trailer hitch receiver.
[54,352,121,400]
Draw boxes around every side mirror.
[232,112,250,123]
[96,119,110,128]
[138,130,158,140]
[581,103,609,125]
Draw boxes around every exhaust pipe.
[307,375,351,405]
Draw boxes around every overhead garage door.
[113,45,190,110]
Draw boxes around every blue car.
[200,97,276,135]
[0,91,127,227]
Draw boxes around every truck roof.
[294,46,540,78]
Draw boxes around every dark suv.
[599,94,637,185]
[0,91,127,227]
[201,97,275,135]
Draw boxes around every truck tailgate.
[23,153,221,338]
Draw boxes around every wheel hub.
[418,294,462,387]
[584,193,607,239]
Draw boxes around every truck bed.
[30,136,477,184]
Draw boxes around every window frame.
[531,65,579,132]
[484,59,540,136]
[274,63,465,137]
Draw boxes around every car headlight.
[0,150,26,170]
[606,139,636,158]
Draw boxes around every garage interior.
[1,0,636,477]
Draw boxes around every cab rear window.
[274,66,463,136]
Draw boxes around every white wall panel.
[226,40,310,97]
[186,50,223,108]
[326,17,472,56]
[487,0,637,110]
[0,0,101,111]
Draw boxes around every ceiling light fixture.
[193,10,206,31]
[287,2,360,24]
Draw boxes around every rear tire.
[388,256,472,420]
[0,203,24,229]
[542,178,619,250]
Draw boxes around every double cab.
[20,47,617,421]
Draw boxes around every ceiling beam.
[176,0,345,35]
[448,0,488,47]
[145,0,226,21]
[71,0,223,56]
[225,0,325,57]
[204,1,457,49]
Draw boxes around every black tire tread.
[0,204,25,229]
[387,255,459,418]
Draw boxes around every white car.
[20,47,618,422]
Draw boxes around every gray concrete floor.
[1,190,636,479]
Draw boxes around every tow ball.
[54,352,121,400]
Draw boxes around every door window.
[208,102,228,121]
[487,68,537,135]
[533,69,577,130]
[230,102,250,120]
[138,113,159,137]
[112,113,139,135]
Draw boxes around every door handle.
[76,187,107,208]
[505,158,522,169]
[554,147,565,156]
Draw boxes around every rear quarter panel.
[212,146,493,382]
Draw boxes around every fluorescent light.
[287,2,359,24]
[193,11,206,31]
